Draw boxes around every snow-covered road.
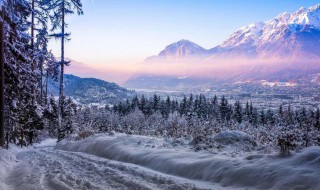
[5,145,218,190]
[2,133,320,190]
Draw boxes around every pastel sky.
[48,0,320,82]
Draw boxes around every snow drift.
[56,133,320,189]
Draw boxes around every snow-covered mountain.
[213,4,320,59]
[146,39,209,61]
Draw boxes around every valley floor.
[1,133,320,190]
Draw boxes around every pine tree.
[60,97,76,138]
[152,94,160,113]
[315,108,320,131]
[187,94,194,117]
[260,110,266,125]
[131,95,139,110]
[234,100,242,123]
[219,95,228,122]
[164,96,171,118]
[211,95,218,119]
[244,101,250,121]
[198,94,208,118]
[43,96,59,137]
[249,102,254,123]
[19,104,43,145]
[179,95,187,116]
[252,107,258,126]
[49,0,83,141]
[278,104,284,124]
[266,108,274,125]
[139,95,147,115]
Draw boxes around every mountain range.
[123,5,320,89]
[148,4,320,60]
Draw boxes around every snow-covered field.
[1,132,320,189]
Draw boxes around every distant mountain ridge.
[48,74,135,104]
[148,4,320,60]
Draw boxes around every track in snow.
[5,146,221,190]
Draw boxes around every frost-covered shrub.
[76,130,95,140]
[146,112,165,136]
[213,130,256,146]
[190,135,208,151]
[277,133,298,154]
[166,112,188,138]
[121,108,145,134]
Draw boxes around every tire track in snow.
[7,147,216,190]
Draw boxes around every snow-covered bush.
[213,130,256,146]
[121,108,145,134]
[76,130,95,140]
[277,133,298,154]
[165,112,188,138]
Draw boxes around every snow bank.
[56,133,320,189]
[0,149,17,190]
[34,138,57,148]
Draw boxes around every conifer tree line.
[91,94,319,151]
[0,0,83,148]
[112,94,320,129]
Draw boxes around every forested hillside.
[47,74,135,104]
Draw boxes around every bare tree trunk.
[58,0,65,141]
[0,6,5,147]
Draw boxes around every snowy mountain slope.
[146,39,209,61]
[211,4,320,59]
[48,74,135,104]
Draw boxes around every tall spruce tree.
[49,0,83,141]
[234,100,242,124]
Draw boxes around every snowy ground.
[1,132,320,190]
